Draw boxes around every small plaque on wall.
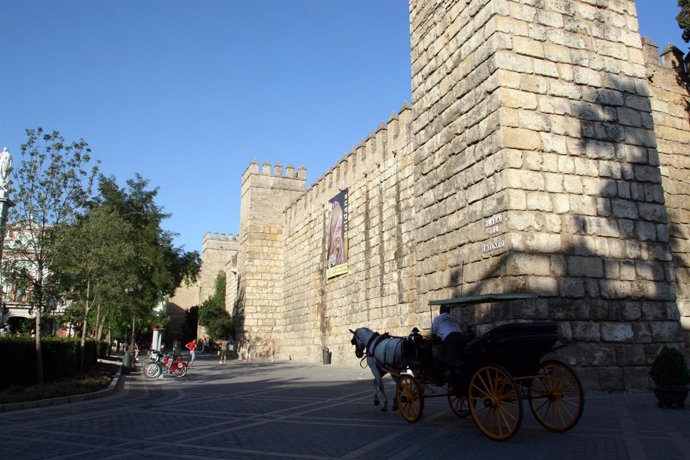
[326,263,349,279]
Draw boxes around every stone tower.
[408,0,684,387]
[237,161,307,350]
[199,232,239,305]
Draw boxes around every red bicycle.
[144,350,188,378]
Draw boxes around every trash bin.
[322,347,331,365]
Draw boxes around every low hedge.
[0,337,98,389]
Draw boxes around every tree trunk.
[106,327,111,357]
[93,302,101,340]
[96,314,105,342]
[130,316,136,354]
[80,281,91,370]
[34,309,44,384]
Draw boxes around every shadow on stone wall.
[439,73,683,389]
[233,274,245,337]
[166,303,199,344]
[668,220,689,348]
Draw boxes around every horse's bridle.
[351,329,384,368]
[365,332,380,352]
[350,329,377,361]
[350,330,363,358]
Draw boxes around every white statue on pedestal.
[0,147,12,195]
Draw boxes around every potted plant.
[650,346,690,408]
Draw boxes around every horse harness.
[361,331,402,375]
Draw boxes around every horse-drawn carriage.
[350,293,584,441]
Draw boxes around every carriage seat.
[431,342,445,361]
[431,341,468,370]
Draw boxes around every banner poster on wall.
[326,189,348,279]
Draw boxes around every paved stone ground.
[1,354,689,459]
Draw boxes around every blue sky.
[0,0,685,254]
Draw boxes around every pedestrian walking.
[185,339,197,367]
[219,338,228,363]
[268,340,275,363]
[245,342,253,363]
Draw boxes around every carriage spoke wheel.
[396,375,424,423]
[469,364,522,441]
[447,381,470,418]
[528,360,584,432]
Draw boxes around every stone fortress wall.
[236,162,307,349]
[212,0,690,390]
[167,232,239,342]
[235,104,416,362]
[277,104,417,363]
[643,39,690,348]
[199,232,239,305]
[404,0,685,390]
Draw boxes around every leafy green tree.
[198,272,234,340]
[52,205,136,367]
[4,128,99,383]
[678,0,690,43]
[94,175,200,351]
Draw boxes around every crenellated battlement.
[642,38,689,86]
[242,160,307,184]
[203,231,238,242]
[202,232,240,255]
[284,101,413,219]
[199,231,240,302]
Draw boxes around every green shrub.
[0,362,117,404]
[650,346,690,388]
[0,337,98,388]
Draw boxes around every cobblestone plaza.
[1,356,688,459]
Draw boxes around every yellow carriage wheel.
[469,364,523,441]
[528,360,584,432]
[447,381,470,418]
[396,374,424,423]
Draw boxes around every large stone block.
[571,321,601,342]
[614,344,646,366]
[598,366,625,390]
[601,322,634,342]
[649,321,682,341]
[568,256,604,277]
[502,127,543,150]
[560,278,585,298]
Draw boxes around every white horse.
[350,327,407,412]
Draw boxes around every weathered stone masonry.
[218,0,690,390]
[279,106,417,363]
[167,232,239,341]
[644,39,690,349]
[237,163,307,347]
